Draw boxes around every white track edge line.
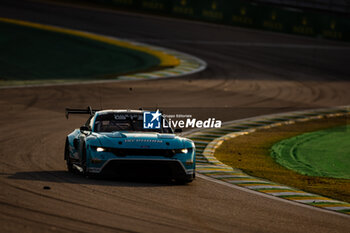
[197,174,350,218]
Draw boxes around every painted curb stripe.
[295,200,342,204]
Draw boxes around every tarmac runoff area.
[271,124,350,179]
[0,17,206,88]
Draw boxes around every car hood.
[91,132,185,149]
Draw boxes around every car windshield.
[93,112,172,133]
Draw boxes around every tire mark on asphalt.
[0,201,137,233]
[0,179,195,231]
[0,210,85,233]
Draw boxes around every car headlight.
[180,148,188,154]
[96,147,105,152]
[175,148,190,154]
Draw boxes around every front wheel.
[81,145,96,178]
[175,173,195,184]
[65,141,74,173]
[81,144,88,176]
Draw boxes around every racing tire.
[81,144,88,176]
[65,140,74,173]
[175,173,195,184]
[81,145,97,178]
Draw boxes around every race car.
[64,107,195,183]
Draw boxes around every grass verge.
[215,115,350,203]
[0,18,178,85]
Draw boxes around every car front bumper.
[87,158,194,179]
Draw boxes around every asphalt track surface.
[1,0,350,232]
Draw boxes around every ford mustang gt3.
[64,107,195,183]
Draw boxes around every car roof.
[95,109,145,115]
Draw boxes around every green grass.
[215,116,350,203]
[0,21,160,82]
[271,125,350,179]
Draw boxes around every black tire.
[175,173,195,184]
[81,151,98,179]
[65,140,74,173]
[175,178,193,184]
[81,144,89,177]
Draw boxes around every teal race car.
[64,107,195,183]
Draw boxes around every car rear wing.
[65,106,100,119]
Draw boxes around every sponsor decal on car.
[124,139,163,143]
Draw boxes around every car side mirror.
[80,125,90,132]
[174,128,183,133]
